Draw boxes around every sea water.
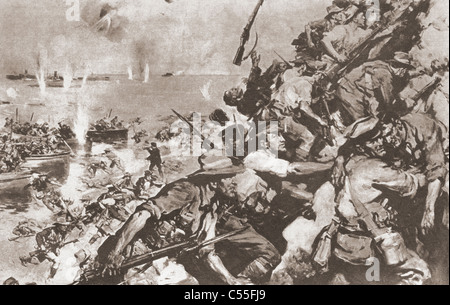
[0,74,242,283]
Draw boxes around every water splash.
[143,63,150,83]
[36,47,48,96]
[63,64,73,91]
[81,68,90,90]
[200,80,212,101]
[128,66,133,80]
[35,70,46,95]
[74,102,90,145]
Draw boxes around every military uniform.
[406,73,449,131]
[134,176,281,283]
[234,66,273,118]
[267,76,320,159]
[394,113,447,184]
[328,156,431,284]
[321,23,371,65]
[336,60,402,122]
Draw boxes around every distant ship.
[26,71,110,88]
[6,70,37,81]
[7,71,110,83]
[77,75,111,82]
[162,72,174,77]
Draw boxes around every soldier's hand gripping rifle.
[233,0,265,66]
[74,226,249,285]
[326,2,418,83]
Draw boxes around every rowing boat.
[86,129,128,143]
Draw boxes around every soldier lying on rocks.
[332,113,447,236]
[20,221,78,279]
[96,185,133,222]
[113,172,136,200]
[94,156,282,285]
[312,122,432,284]
[134,170,160,199]
[10,220,42,241]
[86,160,111,179]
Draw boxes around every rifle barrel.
[121,241,191,270]
[233,0,264,66]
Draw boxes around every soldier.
[379,112,447,236]
[58,122,76,140]
[330,112,447,273]
[143,143,164,181]
[87,160,110,178]
[26,174,63,210]
[134,170,158,198]
[321,11,372,65]
[104,148,125,173]
[402,61,449,132]
[305,3,357,51]
[11,220,41,239]
[96,156,281,285]
[313,121,432,285]
[20,221,74,279]
[223,51,289,119]
[335,52,416,124]
[113,172,135,199]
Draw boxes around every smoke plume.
[1,0,329,75]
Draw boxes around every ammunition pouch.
[312,218,340,273]
[145,220,186,249]
[333,231,375,266]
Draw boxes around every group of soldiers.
[0,119,75,173]
[92,116,125,131]
[5,0,448,285]
[4,119,75,141]
[15,145,168,280]
[88,0,448,285]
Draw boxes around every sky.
[0,0,329,75]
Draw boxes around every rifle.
[28,239,79,257]
[273,51,293,69]
[8,234,35,242]
[389,76,442,113]
[171,109,214,150]
[326,3,417,82]
[233,0,265,66]
[411,77,442,102]
[75,226,249,284]
[319,95,337,147]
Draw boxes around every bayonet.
[233,0,265,66]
